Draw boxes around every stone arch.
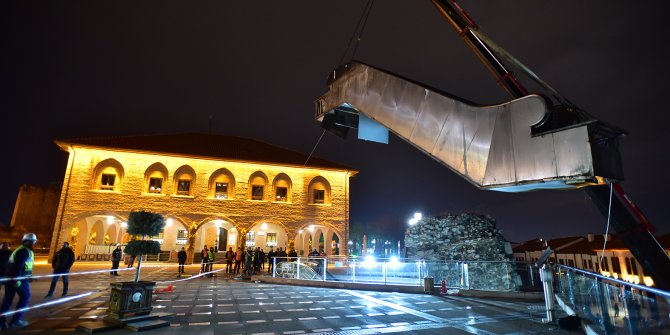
[90,219,105,245]
[144,162,168,194]
[174,165,196,196]
[246,220,291,251]
[307,176,331,204]
[248,171,268,201]
[67,220,89,259]
[294,222,344,256]
[106,225,118,245]
[186,216,241,251]
[272,173,292,203]
[325,231,343,256]
[91,158,125,191]
[208,168,235,199]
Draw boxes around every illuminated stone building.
[48,133,356,263]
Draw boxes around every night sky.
[2,1,669,243]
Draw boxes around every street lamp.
[408,212,423,226]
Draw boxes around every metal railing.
[271,256,544,292]
[555,265,670,334]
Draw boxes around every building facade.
[48,133,357,263]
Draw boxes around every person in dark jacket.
[0,233,37,329]
[177,247,187,274]
[0,243,10,295]
[267,248,276,274]
[45,242,75,298]
[111,245,122,276]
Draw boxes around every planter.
[105,281,156,323]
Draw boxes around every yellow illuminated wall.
[48,144,355,263]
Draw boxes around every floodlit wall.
[49,146,353,262]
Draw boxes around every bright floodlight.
[308,225,315,232]
[408,218,418,226]
[107,216,114,224]
[414,212,422,220]
[363,255,376,268]
[166,218,173,227]
[120,222,128,228]
[348,240,353,245]
[261,222,268,230]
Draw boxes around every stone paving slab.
[4,263,571,334]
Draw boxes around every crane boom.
[315,0,670,289]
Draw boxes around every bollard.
[440,279,447,295]
[540,264,556,323]
[423,277,434,294]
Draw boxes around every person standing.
[244,247,253,276]
[0,233,37,329]
[111,244,122,276]
[225,247,234,273]
[234,247,243,274]
[207,247,215,277]
[45,242,75,298]
[200,245,209,273]
[267,247,276,274]
[0,243,10,296]
[177,247,187,274]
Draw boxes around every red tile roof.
[55,133,357,172]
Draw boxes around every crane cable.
[599,183,614,271]
[336,0,376,67]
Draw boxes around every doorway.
[218,227,228,252]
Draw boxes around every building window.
[630,258,639,276]
[588,259,593,270]
[177,180,191,195]
[275,187,288,202]
[215,182,228,199]
[567,259,574,267]
[149,177,163,193]
[313,189,325,204]
[601,257,609,272]
[266,232,277,247]
[611,257,621,274]
[246,231,255,246]
[176,229,188,245]
[101,174,115,190]
[251,185,264,200]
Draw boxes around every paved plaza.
[2,263,571,334]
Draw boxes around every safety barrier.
[555,264,670,334]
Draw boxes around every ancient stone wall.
[405,213,520,291]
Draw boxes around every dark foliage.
[124,240,161,256]
[127,210,164,237]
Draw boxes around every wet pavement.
[2,263,571,334]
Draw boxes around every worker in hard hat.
[0,233,37,329]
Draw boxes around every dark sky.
[2,1,669,243]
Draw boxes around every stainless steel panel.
[316,63,602,192]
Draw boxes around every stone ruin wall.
[405,213,520,291]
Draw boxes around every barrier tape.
[0,292,94,318]
[0,267,137,283]
[0,260,245,318]
[0,260,229,283]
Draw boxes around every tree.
[123,210,164,283]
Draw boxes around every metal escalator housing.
[316,62,615,192]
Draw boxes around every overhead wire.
[336,0,375,67]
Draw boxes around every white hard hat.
[22,233,38,242]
